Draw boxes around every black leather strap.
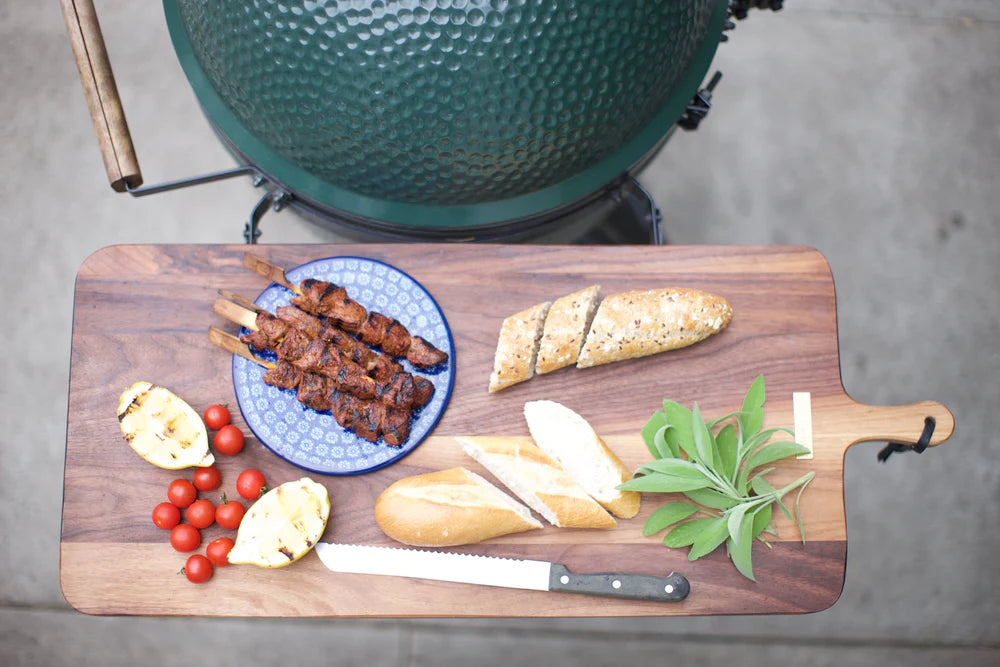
[878,416,936,462]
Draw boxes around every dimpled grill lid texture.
[166,0,727,229]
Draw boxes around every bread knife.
[314,542,689,602]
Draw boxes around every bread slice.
[458,436,616,529]
[523,401,640,519]
[488,301,552,392]
[576,288,733,368]
[375,467,543,547]
[534,285,601,375]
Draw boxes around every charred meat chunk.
[261,360,302,390]
[407,336,450,369]
[297,373,334,412]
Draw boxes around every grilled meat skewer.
[238,308,434,411]
[207,327,412,446]
[241,253,449,368]
[288,277,449,369]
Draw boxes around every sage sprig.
[618,375,814,581]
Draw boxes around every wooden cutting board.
[60,244,953,617]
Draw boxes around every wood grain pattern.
[61,245,954,617]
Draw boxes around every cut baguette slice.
[523,400,640,519]
[534,285,601,375]
[458,436,616,529]
[488,301,552,392]
[375,467,543,547]
[577,288,733,368]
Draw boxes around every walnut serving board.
[61,244,953,617]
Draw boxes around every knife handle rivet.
[560,575,570,585]
[665,584,675,594]
[612,579,622,589]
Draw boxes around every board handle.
[837,398,954,451]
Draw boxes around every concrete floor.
[2,0,998,664]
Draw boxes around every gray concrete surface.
[1,1,998,664]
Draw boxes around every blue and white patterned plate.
[231,256,455,475]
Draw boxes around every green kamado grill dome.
[164,0,737,236]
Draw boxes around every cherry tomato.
[203,404,231,430]
[183,554,213,584]
[151,502,181,530]
[236,469,267,500]
[169,524,201,552]
[192,466,221,492]
[216,497,245,530]
[167,479,197,508]
[186,499,216,529]
[213,425,245,456]
[206,537,235,567]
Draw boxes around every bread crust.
[375,467,542,546]
[488,301,552,392]
[593,435,641,519]
[577,288,732,368]
[523,400,640,519]
[535,285,601,375]
[458,436,616,529]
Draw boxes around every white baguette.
[374,467,542,547]
[523,400,640,519]
[458,436,616,529]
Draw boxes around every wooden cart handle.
[60,0,142,191]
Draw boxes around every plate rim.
[230,255,456,476]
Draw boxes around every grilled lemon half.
[117,381,215,470]
[228,477,331,568]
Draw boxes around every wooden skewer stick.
[214,296,261,330]
[212,289,266,329]
[207,326,275,369]
[243,253,302,295]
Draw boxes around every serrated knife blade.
[314,543,689,602]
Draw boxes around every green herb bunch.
[617,376,814,581]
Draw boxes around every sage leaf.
[752,503,773,539]
[751,474,792,519]
[663,400,697,461]
[750,471,777,496]
[638,458,710,479]
[664,518,718,548]
[708,411,743,428]
[643,502,698,536]
[728,512,756,581]
[683,487,738,510]
[739,375,766,438]
[794,473,815,543]
[653,425,679,460]
[726,503,750,548]
[688,516,730,560]
[716,423,738,480]
[746,441,811,473]
[618,472,711,493]
[691,403,715,469]
[641,412,668,459]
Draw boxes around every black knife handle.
[548,564,690,602]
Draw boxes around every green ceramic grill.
[61,0,783,241]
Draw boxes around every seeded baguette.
[577,288,733,368]
[458,436,616,529]
[375,467,543,547]
[534,285,601,375]
[488,301,551,393]
[524,400,640,519]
